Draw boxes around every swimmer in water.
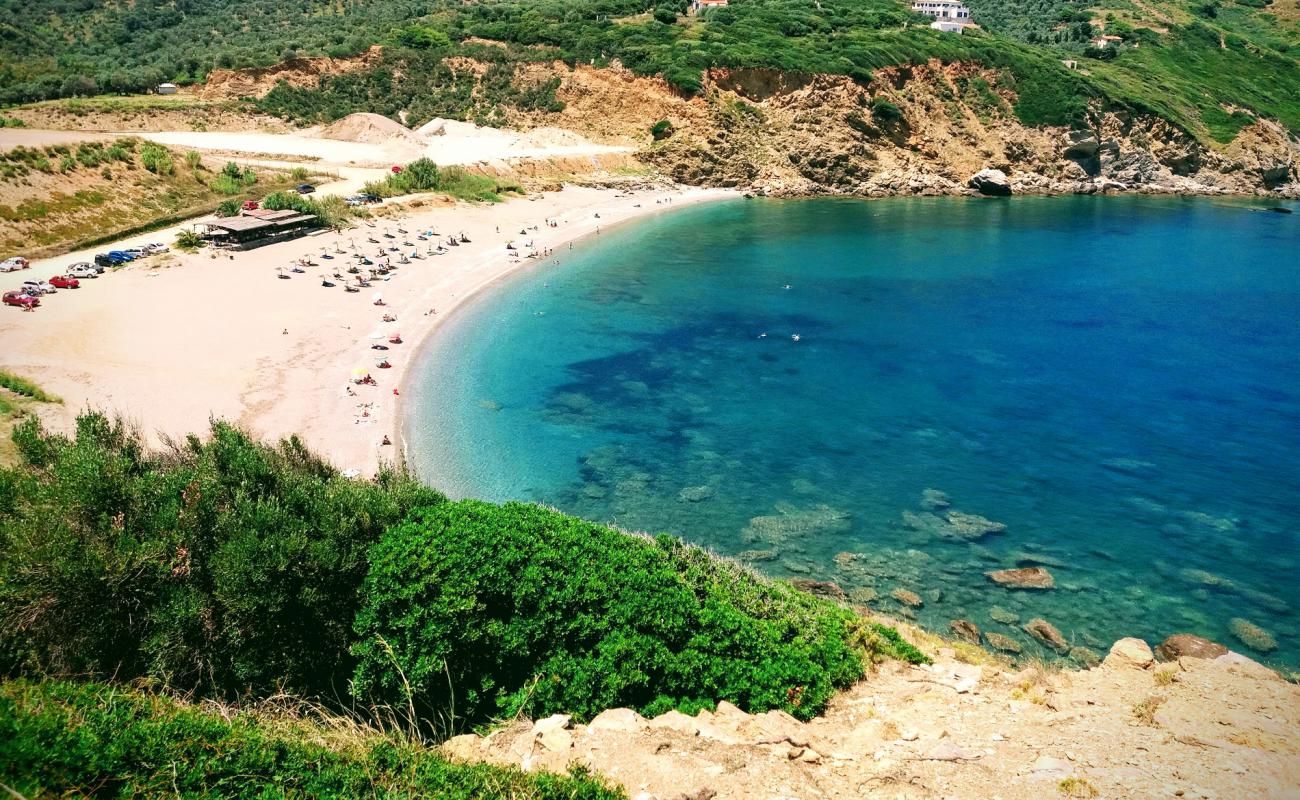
[758,332,767,339]
[783,284,792,290]
[792,334,801,342]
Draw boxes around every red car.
[2,291,39,309]
[49,274,80,289]
[243,199,260,211]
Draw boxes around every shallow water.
[406,195,1300,668]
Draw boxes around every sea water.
[405,195,1300,668]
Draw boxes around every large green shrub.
[0,679,623,799]
[353,500,911,728]
[0,413,443,696]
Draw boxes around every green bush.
[353,500,922,729]
[139,142,175,174]
[185,150,203,170]
[0,679,624,799]
[650,119,674,140]
[215,198,241,217]
[0,413,443,697]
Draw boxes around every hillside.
[2,0,1298,150]
[0,137,305,256]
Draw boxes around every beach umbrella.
[368,330,385,339]
[372,292,383,303]
[351,367,370,380]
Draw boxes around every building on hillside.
[912,0,972,20]
[1061,59,1080,70]
[930,19,978,33]
[156,83,178,95]
[690,0,729,12]
[1090,34,1124,48]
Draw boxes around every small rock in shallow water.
[989,606,1020,625]
[1069,646,1101,668]
[737,549,777,562]
[1023,618,1069,653]
[891,588,924,607]
[791,579,848,602]
[849,586,878,605]
[986,567,1055,590]
[985,632,1022,654]
[1155,634,1228,661]
[1229,618,1278,653]
[677,485,715,503]
[949,619,981,644]
[920,488,951,510]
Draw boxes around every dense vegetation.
[0,679,624,799]
[354,501,921,726]
[362,157,525,202]
[1,413,924,742]
[3,0,1297,141]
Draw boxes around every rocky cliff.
[509,61,1300,199]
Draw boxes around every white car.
[21,279,55,295]
[67,263,99,279]
[0,257,29,273]
[145,242,169,254]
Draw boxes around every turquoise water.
[406,195,1300,667]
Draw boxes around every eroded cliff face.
[511,61,1300,198]
[198,46,384,101]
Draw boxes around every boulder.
[1063,130,1100,159]
[1229,618,1278,653]
[949,619,981,644]
[891,587,924,607]
[969,168,1012,196]
[849,586,878,605]
[532,714,571,735]
[678,485,715,503]
[1102,637,1154,670]
[791,578,848,602]
[1023,618,1069,653]
[649,709,700,735]
[986,567,1055,590]
[588,707,647,734]
[1154,634,1228,662]
[920,488,951,510]
[985,632,1022,654]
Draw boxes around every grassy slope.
[0,679,624,799]
[0,138,305,257]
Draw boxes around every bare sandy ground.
[1,185,735,476]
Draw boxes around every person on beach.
[381,435,391,446]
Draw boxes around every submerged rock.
[1155,633,1228,661]
[989,606,1020,625]
[791,579,848,602]
[849,586,878,605]
[743,503,851,544]
[677,485,715,503]
[986,632,1022,653]
[986,567,1055,590]
[901,509,1007,542]
[891,588,923,607]
[1229,618,1278,653]
[1023,618,1069,653]
[949,619,981,644]
[920,488,951,510]
[737,549,777,562]
[1069,645,1101,668]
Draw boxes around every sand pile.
[514,127,592,148]
[318,113,425,147]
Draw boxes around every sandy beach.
[1,184,736,476]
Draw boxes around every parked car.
[1,257,29,272]
[68,263,98,279]
[243,199,260,211]
[296,183,316,194]
[49,274,80,289]
[21,279,55,295]
[124,247,149,258]
[361,193,383,204]
[95,253,127,268]
[107,250,136,261]
[145,242,169,254]
[2,291,38,309]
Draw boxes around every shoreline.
[390,185,739,483]
[1,183,737,478]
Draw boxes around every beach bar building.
[198,209,318,250]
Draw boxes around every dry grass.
[1153,665,1180,687]
[1058,776,1100,798]
[1133,694,1166,727]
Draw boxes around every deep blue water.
[406,195,1300,667]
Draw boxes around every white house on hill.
[912,0,972,20]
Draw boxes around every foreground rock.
[1155,634,1229,662]
[969,168,1012,196]
[442,628,1297,800]
[985,566,1055,589]
[1023,618,1069,653]
[949,619,981,644]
